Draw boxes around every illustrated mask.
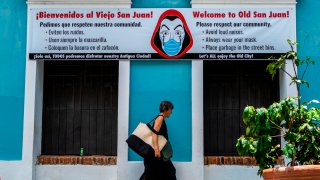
[159,18,186,56]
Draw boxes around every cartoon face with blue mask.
[159,17,186,56]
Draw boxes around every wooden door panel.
[204,61,279,156]
[42,61,118,155]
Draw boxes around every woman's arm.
[152,116,164,158]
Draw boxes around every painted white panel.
[126,162,206,180]
[191,60,204,179]
[117,60,131,180]
[10,1,297,180]
[192,0,296,5]
[20,2,132,180]
[22,56,39,180]
[27,0,131,5]
[35,165,117,180]
[205,165,262,180]
[0,162,25,180]
[33,61,44,175]
[193,2,297,180]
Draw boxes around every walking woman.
[140,101,176,180]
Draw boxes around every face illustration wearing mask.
[159,17,186,56]
[151,9,193,59]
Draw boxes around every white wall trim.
[191,60,204,179]
[278,6,298,125]
[191,0,296,5]
[280,60,299,168]
[32,61,44,179]
[27,0,131,5]
[191,2,297,5]
[17,1,297,180]
[119,60,205,180]
[205,165,262,180]
[20,58,39,180]
[19,5,42,180]
[23,2,132,180]
[117,60,131,180]
[36,165,118,180]
[279,5,297,166]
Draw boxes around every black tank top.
[152,115,169,140]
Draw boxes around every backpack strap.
[146,115,164,135]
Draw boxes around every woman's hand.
[155,149,161,158]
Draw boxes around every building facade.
[0,0,319,180]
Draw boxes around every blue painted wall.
[297,0,320,106]
[129,0,191,162]
[0,1,26,160]
[128,61,192,162]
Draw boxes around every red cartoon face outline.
[151,9,193,59]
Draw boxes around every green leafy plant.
[236,40,320,176]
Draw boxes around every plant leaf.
[283,143,296,159]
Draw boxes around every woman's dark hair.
[159,101,174,112]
